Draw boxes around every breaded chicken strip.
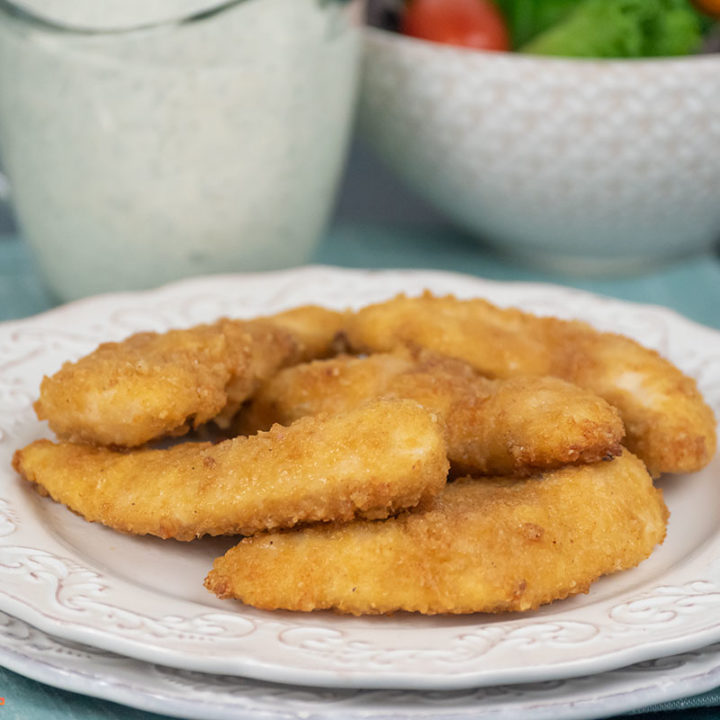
[265,305,348,361]
[205,450,667,615]
[34,306,344,447]
[14,400,448,541]
[343,293,716,476]
[34,319,292,447]
[211,306,348,429]
[239,350,624,476]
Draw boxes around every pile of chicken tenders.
[13,292,717,615]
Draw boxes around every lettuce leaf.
[493,0,580,48]
[518,0,704,58]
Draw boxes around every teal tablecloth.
[1,224,720,720]
[3,223,720,328]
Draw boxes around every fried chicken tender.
[205,450,668,614]
[13,400,448,541]
[34,306,344,447]
[264,305,348,361]
[239,350,624,476]
[211,306,347,429]
[343,293,717,476]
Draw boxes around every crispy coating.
[14,400,448,541]
[34,306,344,448]
[210,305,348,430]
[343,293,717,476]
[239,350,624,476]
[205,450,668,615]
[263,305,348,361]
[34,319,293,447]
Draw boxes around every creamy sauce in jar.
[0,0,362,300]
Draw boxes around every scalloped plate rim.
[3,611,720,720]
[0,266,718,691]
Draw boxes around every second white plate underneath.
[3,610,720,720]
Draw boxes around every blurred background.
[0,0,718,307]
[333,140,449,228]
[0,139,449,233]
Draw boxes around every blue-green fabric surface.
[1,225,719,720]
[317,224,720,330]
[3,224,720,328]
[0,667,172,720]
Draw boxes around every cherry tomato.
[402,0,510,51]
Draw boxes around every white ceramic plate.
[3,610,720,720]
[1,267,719,691]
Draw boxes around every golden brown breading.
[34,306,345,448]
[239,350,624,476]
[33,319,294,447]
[14,400,448,541]
[210,305,348,430]
[263,305,347,361]
[237,352,415,433]
[205,450,668,615]
[343,293,717,476]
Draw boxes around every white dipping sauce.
[0,0,362,300]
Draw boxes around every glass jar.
[0,0,364,301]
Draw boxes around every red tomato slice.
[402,0,510,52]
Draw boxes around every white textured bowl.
[359,28,720,272]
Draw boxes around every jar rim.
[0,0,255,34]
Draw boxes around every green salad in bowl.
[369,0,720,57]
